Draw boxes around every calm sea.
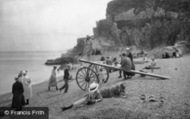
[0,51,65,95]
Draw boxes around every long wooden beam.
[79,59,170,79]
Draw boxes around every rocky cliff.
[69,0,190,57]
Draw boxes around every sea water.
[0,51,65,95]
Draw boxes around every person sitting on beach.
[59,64,71,93]
[172,51,177,58]
[106,57,112,65]
[61,82,103,111]
[100,82,127,98]
[22,70,32,105]
[112,57,117,63]
[143,58,160,72]
[48,66,58,91]
[165,52,170,58]
[100,55,105,61]
[12,76,25,110]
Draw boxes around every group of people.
[12,70,32,110]
[12,64,72,110]
[100,47,135,80]
[48,64,72,94]
[162,49,183,59]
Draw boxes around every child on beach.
[150,58,156,73]
[98,68,105,83]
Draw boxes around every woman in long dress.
[48,66,58,91]
[23,71,32,105]
[12,77,25,110]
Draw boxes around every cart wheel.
[89,64,109,83]
[76,67,99,91]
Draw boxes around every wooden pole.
[79,59,170,79]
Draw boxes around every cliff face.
[95,0,190,49]
[70,0,190,56]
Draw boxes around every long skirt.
[48,75,57,87]
[12,94,25,110]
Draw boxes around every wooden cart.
[75,59,170,91]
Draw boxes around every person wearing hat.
[22,70,32,105]
[48,66,58,91]
[18,70,25,83]
[126,47,133,62]
[61,82,103,111]
[126,47,135,77]
[59,64,71,93]
[120,53,132,79]
[12,76,25,110]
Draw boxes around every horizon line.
[0,50,69,52]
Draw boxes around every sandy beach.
[0,55,190,119]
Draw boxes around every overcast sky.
[0,0,111,51]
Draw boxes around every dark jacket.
[121,57,131,71]
[11,81,25,109]
[64,68,70,80]
[127,52,133,62]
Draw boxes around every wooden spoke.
[77,74,85,79]
[89,64,109,83]
[81,82,86,88]
[80,69,86,76]
[85,83,88,90]
[76,67,99,91]
[78,80,85,84]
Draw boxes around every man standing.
[120,53,132,79]
[59,65,70,93]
